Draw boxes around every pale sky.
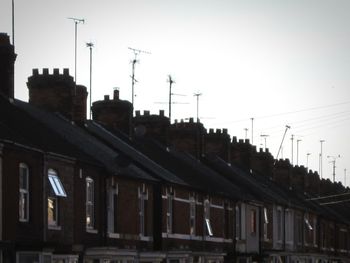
[1,0,350,185]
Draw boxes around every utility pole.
[275,125,290,164]
[128,47,151,114]
[167,75,175,123]
[86,42,94,119]
[296,139,302,165]
[320,140,325,179]
[327,155,341,182]
[260,134,269,150]
[68,17,85,85]
[194,93,202,123]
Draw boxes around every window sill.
[86,228,98,234]
[48,225,61,231]
[19,219,29,223]
[107,232,120,239]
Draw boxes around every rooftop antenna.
[244,128,249,140]
[11,0,15,46]
[319,140,325,179]
[274,125,290,165]
[86,42,94,119]
[327,155,341,182]
[194,93,202,123]
[291,134,294,165]
[260,134,269,150]
[167,75,175,123]
[128,47,151,114]
[68,17,85,85]
[344,168,347,188]
[296,139,302,165]
[306,153,311,170]
[251,117,254,144]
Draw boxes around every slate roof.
[7,98,156,182]
[84,121,187,186]
[130,137,252,200]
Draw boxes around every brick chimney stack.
[91,88,133,136]
[27,68,88,123]
[169,118,206,159]
[230,138,255,170]
[0,33,16,99]
[204,128,231,162]
[133,110,170,144]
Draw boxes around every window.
[19,163,29,222]
[250,209,257,235]
[235,205,241,240]
[263,207,269,240]
[166,189,174,234]
[107,181,118,234]
[296,214,303,245]
[285,209,293,243]
[277,208,283,242]
[86,177,95,229]
[48,196,58,226]
[204,199,213,236]
[47,169,66,228]
[190,196,196,235]
[139,185,148,236]
[224,203,230,239]
[48,169,66,197]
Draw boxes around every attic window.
[205,218,213,236]
[305,217,313,230]
[48,169,67,197]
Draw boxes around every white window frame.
[263,207,268,240]
[166,189,174,234]
[48,169,67,197]
[86,177,95,229]
[235,204,241,240]
[204,199,213,237]
[277,207,283,242]
[139,185,148,236]
[189,196,196,235]
[19,163,29,222]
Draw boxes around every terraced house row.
[0,32,349,263]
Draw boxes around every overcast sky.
[1,0,350,185]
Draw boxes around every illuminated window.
[19,163,29,222]
[48,196,58,226]
[86,177,94,229]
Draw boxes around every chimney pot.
[189,117,194,123]
[209,128,214,133]
[144,110,150,116]
[232,136,237,143]
[216,129,221,134]
[113,88,120,100]
[223,128,228,134]
[104,95,110,101]
[33,68,39,76]
[63,68,69,75]
[135,110,140,116]
[159,110,164,116]
[53,68,59,75]
[43,68,49,75]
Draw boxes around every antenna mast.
[275,125,290,165]
[167,75,175,123]
[68,17,85,85]
[86,42,94,119]
[128,47,151,114]
[194,93,202,123]
[327,155,341,182]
